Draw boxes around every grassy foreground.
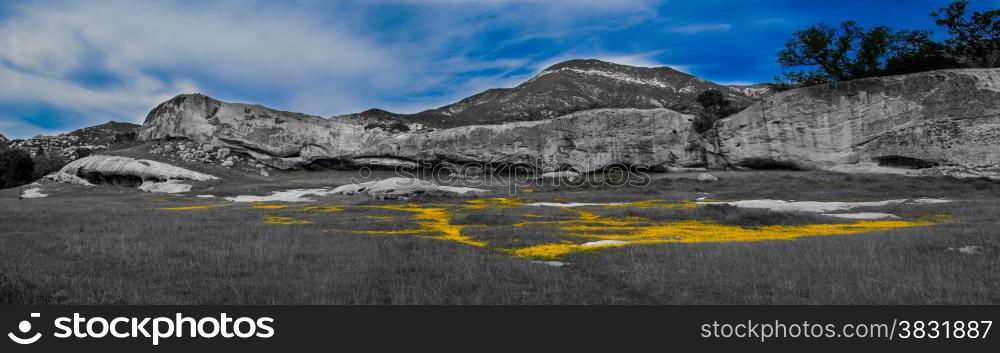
[1,170,998,304]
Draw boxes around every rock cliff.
[139,93,701,172]
[359,108,699,172]
[712,69,1000,177]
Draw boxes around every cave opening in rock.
[737,158,804,171]
[303,158,354,171]
[78,171,150,187]
[873,155,939,169]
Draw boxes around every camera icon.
[8,313,42,345]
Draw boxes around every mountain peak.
[540,58,688,77]
[323,58,769,128]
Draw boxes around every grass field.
[1,169,998,304]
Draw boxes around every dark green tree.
[931,0,999,68]
[884,31,960,75]
[0,146,35,189]
[693,89,728,134]
[777,21,939,86]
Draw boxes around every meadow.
[1,170,998,304]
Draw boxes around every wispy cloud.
[668,23,733,34]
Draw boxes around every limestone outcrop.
[49,155,217,187]
[357,108,698,172]
[712,69,1000,177]
[139,94,701,172]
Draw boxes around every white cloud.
[0,0,406,137]
[0,117,66,140]
[668,23,733,34]
[0,0,665,138]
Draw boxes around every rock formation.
[139,93,701,172]
[136,65,1000,178]
[49,155,217,187]
[712,69,1000,177]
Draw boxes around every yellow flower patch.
[263,215,312,225]
[508,212,936,259]
[253,203,289,209]
[301,205,343,213]
[363,205,487,247]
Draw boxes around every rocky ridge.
[329,59,769,128]
[5,121,140,160]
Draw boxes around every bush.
[110,131,139,150]
[31,152,68,179]
[0,147,35,189]
[388,122,411,132]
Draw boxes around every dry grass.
[1,169,998,304]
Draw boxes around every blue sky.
[0,0,997,139]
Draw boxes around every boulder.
[137,180,194,194]
[49,155,217,187]
[697,173,719,182]
[331,177,488,197]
